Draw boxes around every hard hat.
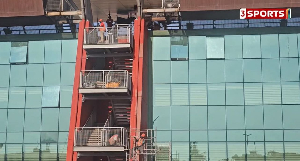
[99,19,103,22]
[141,133,146,137]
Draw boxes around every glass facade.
[0,39,77,161]
[152,34,300,160]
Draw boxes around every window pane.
[61,63,75,86]
[209,142,227,161]
[41,132,59,143]
[264,105,282,129]
[209,131,226,141]
[265,130,283,141]
[227,106,244,129]
[0,109,7,132]
[24,144,40,161]
[247,130,264,141]
[262,59,280,82]
[10,65,27,87]
[208,84,225,105]
[189,60,206,83]
[263,83,281,105]
[281,58,298,82]
[41,143,57,160]
[0,65,10,87]
[27,64,43,86]
[284,130,300,141]
[0,143,4,161]
[172,142,189,161]
[244,83,262,105]
[0,42,11,64]
[190,131,207,142]
[24,132,40,143]
[0,88,8,108]
[8,87,25,108]
[228,143,245,160]
[226,83,244,105]
[24,109,41,131]
[170,37,188,59]
[225,35,242,59]
[189,84,207,105]
[279,34,298,57]
[244,59,261,82]
[225,60,243,82]
[28,41,44,63]
[153,37,170,60]
[171,84,188,105]
[266,142,284,160]
[58,143,68,160]
[26,87,42,108]
[42,86,60,107]
[208,106,226,129]
[42,108,59,131]
[190,106,207,130]
[245,106,263,129]
[153,106,170,130]
[153,84,170,106]
[243,35,261,58]
[6,144,22,161]
[44,63,61,86]
[171,106,189,130]
[59,108,71,131]
[261,34,279,58]
[207,60,225,83]
[189,36,206,59]
[227,130,245,141]
[190,142,208,161]
[7,109,24,132]
[6,133,23,143]
[282,82,300,104]
[153,61,171,83]
[156,131,171,142]
[60,86,73,107]
[10,46,27,63]
[207,37,224,58]
[284,143,300,160]
[61,40,77,63]
[283,105,300,129]
[172,131,189,141]
[59,132,69,143]
[45,40,61,63]
[171,61,188,83]
[247,142,265,160]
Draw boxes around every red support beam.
[66,20,85,161]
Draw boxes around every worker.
[109,134,119,146]
[98,19,106,43]
[106,14,114,28]
[134,133,146,152]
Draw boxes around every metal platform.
[79,70,131,94]
[74,146,125,152]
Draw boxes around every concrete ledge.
[83,44,131,49]
[79,88,129,94]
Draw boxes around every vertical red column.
[130,17,141,159]
[66,20,85,161]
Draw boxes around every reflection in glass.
[208,84,225,105]
[172,142,189,161]
[171,84,189,105]
[7,109,24,132]
[262,59,280,82]
[208,106,226,129]
[281,58,298,82]
[153,106,170,130]
[284,130,300,141]
[190,131,207,142]
[171,61,188,83]
[0,109,7,132]
[265,130,283,141]
[42,108,59,131]
[247,142,264,161]
[207,37,224,58]
[171,106,189,130]
[172,131,189,141]
[189,85,207,105]
[282,83,300,104]
[6,144,23,161]
[6,133,23,143]
[246,106,263,129]
[190,106,207,130]
[227,130,245,141]
[0,144,5,161]
[153,84,171,106]
[189,60,206,83]
[24,109,41,131]
[228,142,245,160]
[283,105,300,129]
[226,84,244,105]
[263,83,281,104]
[285,142,300,160]
[265,142,284,161]
[244,83,262,105]
[58,143,67,160]
[24,132,40,143]
[23,144,40,161]
[190,142,208,161]
[243,59,261,82]
[207,60,225,83]
[226,106,244,129]
[41,143,57,160]
[209,142,227,161]
[225,60,243,82]
[153,61,171,84]
[243,35,261,58]
[208,131,226,141]
[264,105,282,129]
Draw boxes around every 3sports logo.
[240,8,291,19]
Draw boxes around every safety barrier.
[84,24,132,45]
[80,70,131,90]
[74,127,127,147]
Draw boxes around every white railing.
[83,109,96,127]
[84,24,132,45]
[80,70,131,90]
[74,127,127,147]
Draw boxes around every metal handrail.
[83,109,96,127]
[84,24,132,45]
[80,70,131,90]
[74,127,127,147]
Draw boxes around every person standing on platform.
[98,19,106,43]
